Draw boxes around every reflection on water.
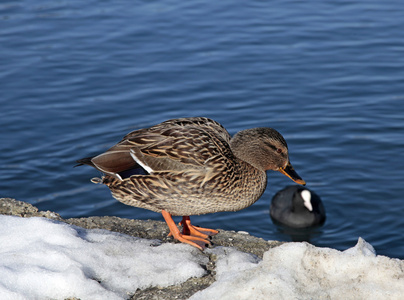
[274,224,326,243]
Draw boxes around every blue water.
[2,1,404,259]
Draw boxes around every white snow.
[1,215,403,300]
[0,215,207,300]
[191,238,404,300]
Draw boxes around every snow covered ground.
[1,215,403,300]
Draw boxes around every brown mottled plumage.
[77,117,305,249]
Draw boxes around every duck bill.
[279,162,306,186]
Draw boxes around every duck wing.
[88,117,233,179]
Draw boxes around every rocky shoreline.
[0,198,282,299]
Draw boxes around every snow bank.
[1,215,403,300]
[0,215,207,300]
[192,238,404,300]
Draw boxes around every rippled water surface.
[2,1,404,258]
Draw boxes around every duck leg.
[179,216,219,238]
[162,210,211,250]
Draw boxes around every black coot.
[270,185,326,228]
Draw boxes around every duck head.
[230,127,306,185]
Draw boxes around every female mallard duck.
[77,117,305,250]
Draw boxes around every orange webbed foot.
[180,216,219,239]
[162,210,217,250]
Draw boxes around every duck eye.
[276,148,282,154]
